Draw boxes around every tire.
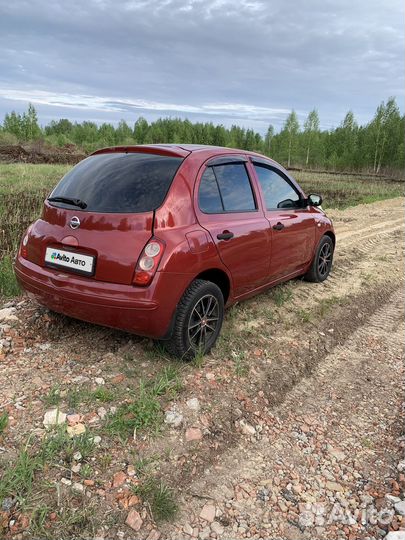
[164,279,224,360]
[304,235,334,283]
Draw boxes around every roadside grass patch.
[271,284,293,307]
[317,296,342,317]
[295,171,404,209]
[297,308,312,323]
[232,350,249,377]
[105,367,181,439]
[91,387,115,402]
[29,502,99,539]
[99,453,113,472]
[192,348,206,368]
[0,425,98,516]
[0,442,43,502]
[42,385,62,407]
[56,386,118,409]
[41,426,96,464]
[132,477,178,522]
[29,505,50,538]
[0,255,20,297]
[80,464,93,479]
[0,412,8,434]
[133,454,160,476]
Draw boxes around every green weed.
[232,350,249,377]
[41,425,95,464]
[297,308,312,323]
[0,443,43,501]
[132,477,178,522]
[0,411,8,434]
[317,296,341,317]
[91,387,115,402]
[42,385,62,407]
[105,367,181,439]
[272,284,293,307]
[0,255,20,297]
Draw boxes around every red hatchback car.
[15,144,335,358]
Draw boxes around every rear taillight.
[133,238,165,286]
[20,226,32,259]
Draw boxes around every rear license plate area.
[45,247,95,276]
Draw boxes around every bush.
[0,131,18,146]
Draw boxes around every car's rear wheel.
[304,235,334,282]
[164,279,224,360]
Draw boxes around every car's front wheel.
[164,279,224,360]
[304,235,334,282]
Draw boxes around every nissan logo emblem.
[70,216,81,230]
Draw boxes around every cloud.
[0,0,403,131]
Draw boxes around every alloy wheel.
[187,294,220,350]
[318,242,332,277]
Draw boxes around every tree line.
[0,99,403,173]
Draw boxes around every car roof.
[90,144,278,165]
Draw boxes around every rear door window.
[49,153,183,213]
[198,163,256,213]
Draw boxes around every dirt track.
[158,198,405,539]
[0,197,404,539]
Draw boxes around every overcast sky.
[0,0,403,133]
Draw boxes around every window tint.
[49,153,183,213]
[253,165,300,209]
[213,163,256,212]
[198,168,223,213]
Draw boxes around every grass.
[0,442,43,502]
[0,255,20,297]
[271,283,293,306]
[30,503,99,539]
[42,385,116,410]
[41,426,96,464]
[316,295,341,317]
[297,308,312,323]
[0,411,8,434]
[42,385,62,407]
[105,367,181,439]
[132,477,178,522]
[232,350,249,377]
[0,163,70,297]
[295,170,404,209]
[0,426,97,513]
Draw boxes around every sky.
[0,0,404,134]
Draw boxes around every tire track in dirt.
[165,286,404,539]
[161,198,404,539]
[287,198,404,309]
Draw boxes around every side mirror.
[308,193,322,207]
[277,198,295,209]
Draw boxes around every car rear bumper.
[14,255,189,338]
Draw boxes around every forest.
[0,97,403,174]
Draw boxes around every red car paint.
[15,145,334,339]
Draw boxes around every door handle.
[217,231,234,240]
[272,222,285,231]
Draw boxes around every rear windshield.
[49,152,183,213]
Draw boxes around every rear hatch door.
[27,151,184,285]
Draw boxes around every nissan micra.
[15,145,335,359]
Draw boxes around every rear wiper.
[47,196,87,209]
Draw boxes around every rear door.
[27,152,183,284]
[250,160,316,280]
[195,156,271,296]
